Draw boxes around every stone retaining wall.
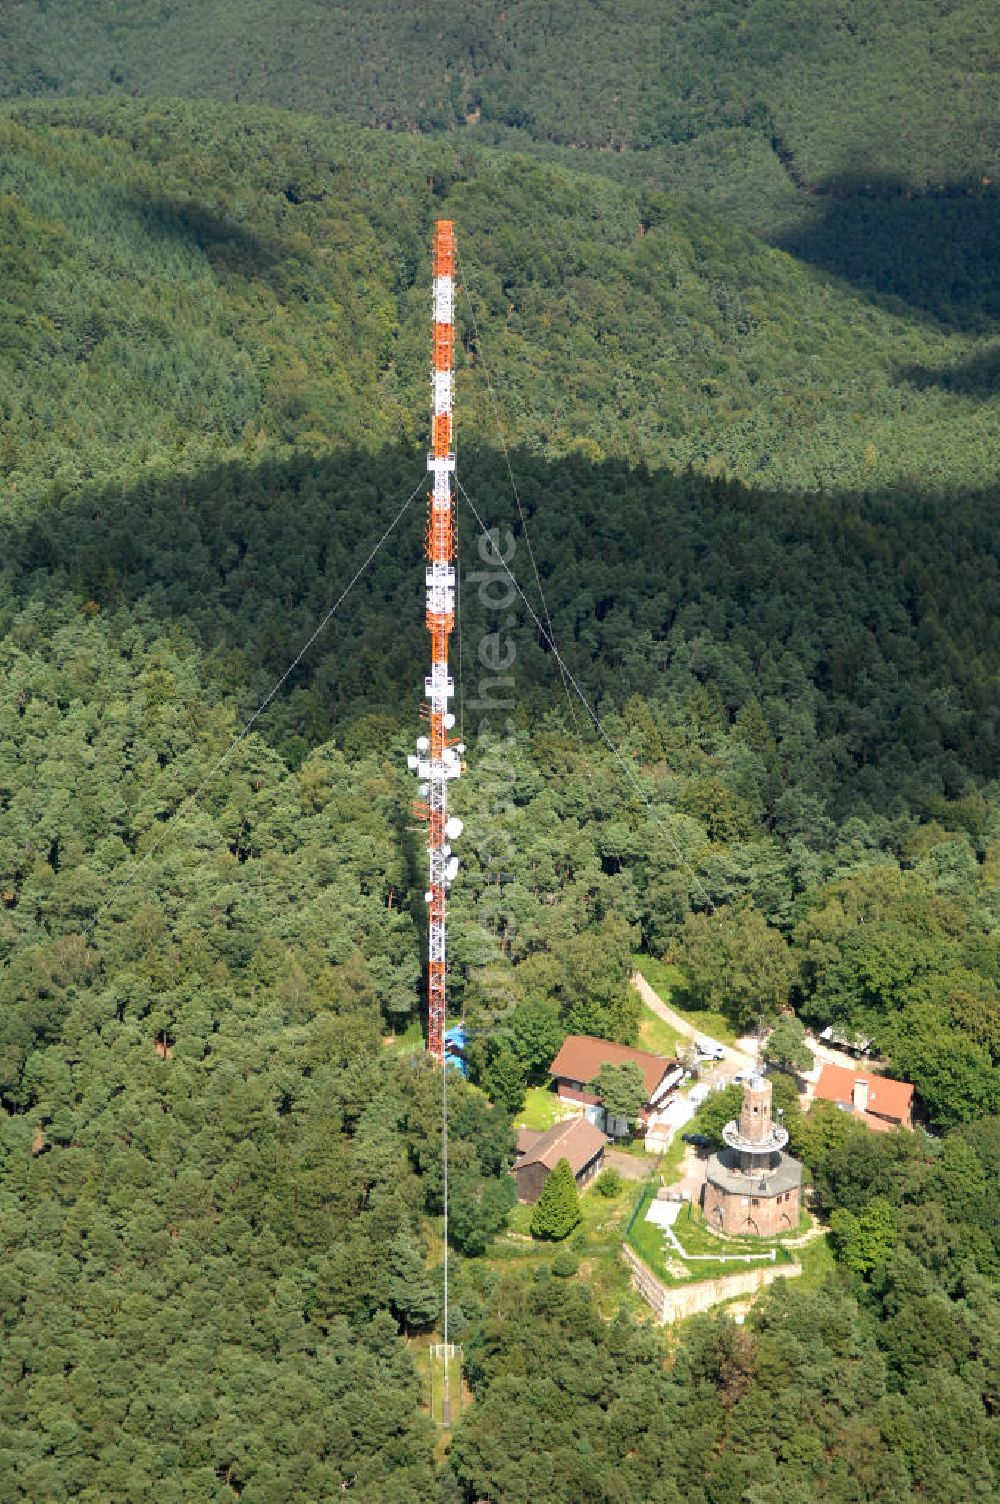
[621,1243,802,1323]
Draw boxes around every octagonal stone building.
[703,1074,801,1237]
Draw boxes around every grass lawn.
[412,1336,466,1430]
[795,1231,835,1290]
[487,1177,649,1318]
[611,1135,661,1159]
[626,1191,722,1285]
[503,1201,536,1238]
[673,1203,797,1259]
[383,1016,424,1056]
[626,1182,796,1286]
[656,1132,689,1188]
[633,954,685,1002]
[633,954,742,1048]
[637,1001,685,1058]
[517,1086,577,1132]
[500,1179,631,1247]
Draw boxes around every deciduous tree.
[589,1060,647,1131]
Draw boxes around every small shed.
[512,1117,607,1203]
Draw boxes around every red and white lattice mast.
[409,221,464,1062]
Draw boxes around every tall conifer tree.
[531,1158,581,1241]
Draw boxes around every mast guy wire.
[456,254,584,738]
[456,478,717,913]
[84,472,427,935]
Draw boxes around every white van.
[695,1037,726,1061]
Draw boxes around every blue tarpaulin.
[444,1023,468,1076]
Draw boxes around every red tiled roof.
[814,1063,914,1123]
[516,1127,543,1154]
[549,1035,675,1099]
[512,1115,607,1175]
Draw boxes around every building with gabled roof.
[548,1035,683,1134]
[813,1063,914,1132]
[512,1116,607,1203]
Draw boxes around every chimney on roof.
[852,1078,869,1113]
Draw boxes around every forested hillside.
[0,18,998,1502]
[2,481,999,1496]
[2,100,997,499]
[2,1,996,187]
[2,0,997,323]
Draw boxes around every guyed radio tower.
[408,219,464,1065]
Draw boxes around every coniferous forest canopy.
[0,6,998,1502]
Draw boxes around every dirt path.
[779,1219,827,1249]
[605,1148,660,1181]
[668,1142,709,1201]
[631,971,756,1074]
[632,971,880,1099]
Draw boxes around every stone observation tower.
[703,1074,802,1236]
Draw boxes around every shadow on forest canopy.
[896,342,1000,398]
[125,187,289,285]
[776,175,999,333]
[2,443,999,808]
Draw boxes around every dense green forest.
[2,501,998,1496]
[2,0,997,334]
[1,101,998,500]
[1,1,996,188]
[0,10,998,1501]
